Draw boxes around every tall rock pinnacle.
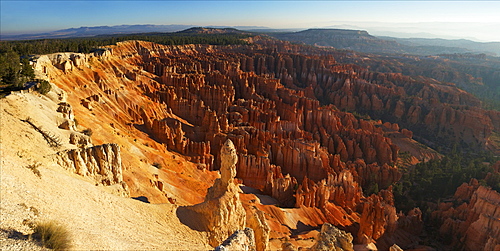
[183,138,246,247]
[220,139,238,187]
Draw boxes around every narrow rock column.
[187,139,246,247]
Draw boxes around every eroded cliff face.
[33,38,498,249]
[433,177,500,251]
[57,143,123,185]
[34,42,219,205]
[0,85,212,249]
[323,70,500,152]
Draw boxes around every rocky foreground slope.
[0,89,210,249]
[2,36,499,250]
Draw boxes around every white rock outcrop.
[57,143,123,185]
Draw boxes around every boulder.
[215,228,256,251]
[310,223,354,251]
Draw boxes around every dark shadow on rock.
[255,194,280,206]
[1,229,27,240]
[0,82,38,96]
[1,228,45,248]
[291,221,318,236]
[240,185,262,194]
[132,196,150,203]
[240,185,279,206]
[133,118,198,145]
[176,206,207,232]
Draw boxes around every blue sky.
[2,1,500,41]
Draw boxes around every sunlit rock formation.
[184,139,246,247]
[215,228,256,251]
[310,223,354,251]
[57,143,123,185]
[33,37,499,250]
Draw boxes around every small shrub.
[32,221,71,250]
[26,162,42,178]
[82,128,93,136]
[36,80,51,95]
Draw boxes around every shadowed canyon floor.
[1,36,500,250]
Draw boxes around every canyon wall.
[36,38,499,249]
[433,177,500,250]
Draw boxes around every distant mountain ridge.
[270,28,500,56]
[379,36,500,56]
[270,28,406,53]
[1,24,269,41]
[3,25,499,57]
[176,27,249,34]
[1,24,194,40]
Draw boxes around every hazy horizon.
[1,1,499,42]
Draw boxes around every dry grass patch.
[32,221,71,250]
